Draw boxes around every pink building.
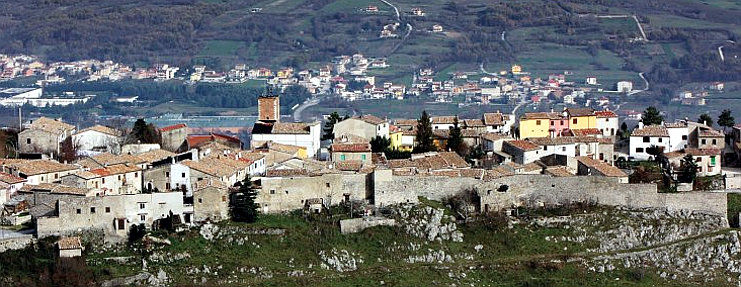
[548,114,569,137]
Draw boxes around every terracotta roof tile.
[483,113,505,126]
[331,143,371,152]
[57,237,83,250]
[576,157,626,177]
[159,123,187,132]
[359,115,386,125]
[567,108,595,117]
[431,116,457,124]
[594,110,617,118]
[6,160,78,176]
[504,140,541,152]
[631,125,669,137]
[481,133,511,142]
[698,129,724,138]
[0,172,25,184]
[521,112,563,120]
[27,117,75,135]
[271,122,312,134]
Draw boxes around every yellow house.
[389,128,404,151]
[511,64,522,74]
[566,108,597,130]
[519,112,561,139]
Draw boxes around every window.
[166,172,170,178]
[682,135,688,140]
[711,156,716,166]
[599,153,604,160]
[197,177,203,182]
[95,182,99,188]
[573,118,578,124]
[361,155,366,160]
[285,190,289,194]
[118,175,121,180]
[54,174,58,179]
[90,207,96,213]
[166,183,171,190]
[536,120,541,125]
[117,219,125,230]
[76,209,81,214]
[701,139,706,145]
[102,178,105,184]
[712,139,717,145]
[181,173,186,178]
[26,138,32,144]
[139,203,145,209]
[658,138,663,143]
[550,120,554,125]
[140,214,146,221]
[105,207,111,213]
[562,147,566,152]
[135,172,138,178]
[544,146,548,151]
[198,198,203,203]
[326,183,330,188]
[270,189,276,194]
[643,137,649,143]
[340,155,346,161]
[636,148,644,153]
[560,120,564,125]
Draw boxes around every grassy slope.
[78,205,737,287]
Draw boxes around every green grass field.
[199,40,245,57]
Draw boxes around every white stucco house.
[72,125,123,155]
[629,124,670,160]
[251,122,321,158]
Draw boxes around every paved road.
[381,0,414,56]
[292,97,320,122]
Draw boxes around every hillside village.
[2,52,694,110]
[0,92,738,249]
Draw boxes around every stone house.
[192,179,230,222]
[576,157,628,183]
[483,112,513,134]
[331,141,372,164]
[2,160,79,185]
[36,191,188,240]
[502,140,543,164]
[666,148,722,177]
[72,125,122,155]
[595,110,619,137]
[256,172,370,213]
[431,116,457,130]
[61,164,143,196]
[333,115,389,142]
[18,117,76,157]
[172,157,248,193]
[481,133,512,152]
[0,172,26,205]
[57,236,83,258]
[159,123,188,152]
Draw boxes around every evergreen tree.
[678,154,699,183]
[370,136,391,153]
[230,175,259,223]
[322,112,343,141]
[718,109,735,133]
[641,106,664,126]
[414,111,435,153]
[446,117,464,155]
[698,114,713,127]
[128,119,161,144]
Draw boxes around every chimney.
[638,121,644,129]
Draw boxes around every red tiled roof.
[504,140,540,152]
[594,110,617,118]
[631,125,668,137]
[576,157,626,177]
[159,123,187,132]
[331,143,371,152]
[570,128,601,137]
[0,172,25,184]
